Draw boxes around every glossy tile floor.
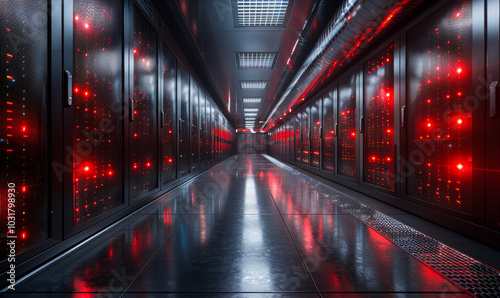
[4,154,478,297]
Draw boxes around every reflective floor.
[4,154,479,297]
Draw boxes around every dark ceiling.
[174,0,339,130]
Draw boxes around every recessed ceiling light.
[244,108,259,112]
[240,81,268,90]
[243,97,263,103]
[245,113,258,117]
[237,0,289,26]
[238,52,277,69]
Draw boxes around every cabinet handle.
[161,111,165,127]
[64,70,72,107]
[401,105,406,128]
[490,81,498,118]
[359,116,364,134]
[335,123,338,137]
[129,98,134,122]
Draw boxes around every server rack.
[0,0,236,285]
[266,0,499,249]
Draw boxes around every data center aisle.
[4,154,472,297]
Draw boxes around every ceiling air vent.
[240,81,268,89]
[237,52,277,69]
[236,0,290,26]
[242,97,263,103]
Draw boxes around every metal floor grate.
[264,155,500,297]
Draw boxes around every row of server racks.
[0,0,236,280]
[267,0,500,248]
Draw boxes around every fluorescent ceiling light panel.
[237,0,289,26]
[245,113,258,117]
[243,97,263,103]
[240,81,268,89]
[238,52,276,69]
[244,108,259,112]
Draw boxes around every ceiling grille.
[238,52,277,69]
[240,81,268,89]
[237,0,289,26]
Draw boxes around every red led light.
[74,88,79,93]
[84,91,89,96]
[168,130,172,134]
[168,158,173,163]
[85,23,89,29]
[84,166,89,172]
[133,163,137,169]
[133,49,137,54]
[457,119,463,125]
[22,126,26,132]
[427,99,431,103]
[386,58,390,62]
[134,110,137,115]
[457,163,464,170]
[371,156,376,161]
[134,133,138,137]
[146,162,151,167]
[386,93,390,97]
[457,67,462,74]
[75,15,79,21]
[351,132,356,137]
[108,171,113,176]
[456,12,460,18]
[428,163,431,167]
[457,92,462,96]
[387,129,391,133]
[22,186,26,192]
[387,157,391,162]
[446,94,450,99]
[22,232,26,239]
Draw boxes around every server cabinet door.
[486,0,500,231]
[161,44,177,185]
[1,0,51,254]
[295,114,301,162]
[337,71,357,179]
[402,0,485,222]
[361,43,396,192]
[311,99,321,168]
[190,80,199,171]
[322,88,335,172]
[301,106,310,165]
[130,6,158,201]
[210,105,215,163]
[178,66,190,176]
[63,0,126,234]
[200,92,207,168]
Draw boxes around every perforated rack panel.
[363,44,395,190]
[0,0,49,253]
[406,0,473,213]
[132,7,158,199]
